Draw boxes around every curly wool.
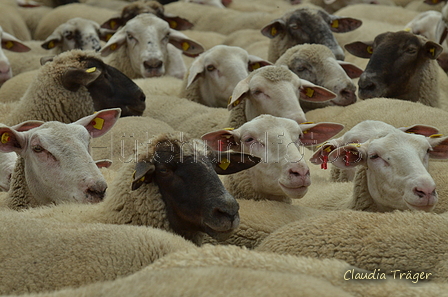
[3,157,33,210]
[3,50,99,125]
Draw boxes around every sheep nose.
[85,180,107,202]
[289,167,309,178]
[339,87,357,105]
[144,59,163,70]
[413,187,436,200]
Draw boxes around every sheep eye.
[126,33,134,40]
[369,154,379,160]
[289,23,299,30]
[206,65,215,71]
[295,66,306,72]
[162,34,169,42]
[32,145,44,153]
[244,137,254,143]
[406,47,417,54]
[253,90,263,96]
[65,32,74,40]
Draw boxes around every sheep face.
[203,115,343,200]
[277,44,362,108]
[0,26,31,85]
[41,18,113,53]
[131,136,260,240]
[346,31,443,101]
[327,130,448,212]
[0,109,121,206]
[229,66,337,124]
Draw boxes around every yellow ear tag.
[349,143,361,147]
[331,19,339,28]
[430,134,443,138]
[429,47,436,56]
[110,43,117,51]
[86,67,96,73]
[300,121,314,124]
[218,157,231,170]
[105,34,113,42]
[169,20,178,29]
[232,99,241,107]
[139,176,145,182]
[271,26,278,37]
[367,46,373,54]
[91,117,105,130]
[1,132,10,144]
[305,88,315,98]
[110,20,117,30]
[47,41,55,49]
[323,146,332,153]
[224,128,234,131]
[228,96,232,105]
[315,141,327,150]
[251,62,261,70]
[182,42,190,51]
[5,41,14,49]
[403,27,411,32]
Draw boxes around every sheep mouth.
[203,215,240,240]
[122,105,145,116]
[404,201,435,212]
[279,182,309,199]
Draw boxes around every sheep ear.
[309,139,341,166]
[427,135,448,159]
[1,32,31,52]
[299,79,336,102]
[228,76,250,110]
[100,17,124,30]
[131,161,155,190]
[95,159,112,168]
[398,124,439,137]
[261,19,286,39]
[299,122,344,146]
[424,41,443,59]
[0,127,26,154]
[327,16,362,33]
[186,56,205,88]
[41,32,63,50]
[11,121,44,132]
[202,129,239,151]
[100,29,127,57]
[210,151,261,175]
[337,61,363,79]
[162,13,194,30]
[98,28,116,42]
[61,66,102,92]
[169,30,204,57]
[73,108,121,138]
[345,41,374,59]
[329,143,367,168]
[248,55,272,71]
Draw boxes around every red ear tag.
[345,151,350,167]
[321,155,328,170]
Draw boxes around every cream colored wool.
[334,4,418,26]
[0,210,195,295]
[134,76,184,97]
[0,70,37,103]
[16,6,53,39]
[257,210,448,282]
[0,2,31,41]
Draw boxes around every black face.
[84,58,146,117]
[152,147,240,241]
[358,32,425,100]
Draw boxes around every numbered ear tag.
[169,20,178,29]
[91,117,105,130]
[251,62,261,70]
[304,88,315,97]
[218,157,231,170]
[85,67,96,73]
[1,132,10,144]
[224,128,234,131]
[367,46,373,54]
[182,42,190,51]
[47,41,55,49]
[430,134,443,138]
[5,41,14,49]
[232,99,241,107]
[300,121,314,124]
[271,26,278,37]
[331,19,339,28]
[429,47,436,57]
[110,43,117,51]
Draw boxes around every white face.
[22,122,107,205]
[232,115,310,199]
[124,17,170,78]
[244,74,307,124]
[59,20,103,52]
[363,133,436,211]
[0,28,13,85]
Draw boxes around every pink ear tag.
[345,151,350,167]
[321,155,328,170]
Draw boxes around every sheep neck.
[349,166,379,212]
[7,156,37,210]
[223,170,292,204]
[416,60,441,108]
[225,102,247,129]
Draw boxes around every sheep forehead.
[343,120,397,142]
[126,13,168,32]
[66,17,100,30]
[375,31,424,49]
[238,115,301,142]
[206,45,248,62]
[249,66,296,83]
[51,49,101,67]
[286,44,334,62]
[26,123,89,152]
[369,132,430,159]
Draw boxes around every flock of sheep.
[2,0,448,296]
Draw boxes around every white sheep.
[22,133,260,246]
[299,120,448,212]
[100,13,204,79]
[181,45,271,108]
[345,31,448,110]
[202,115,344,203]
[0,1,32,41]
[260,7,363,62]
[275,44,363,112]
[16,4,53,39]
[256,209,448,283]
[0,108,121,210]
[2,49,146,126]
[0,70,37,103]
[0,209,196,295]
[0,26,31,86]
[40,17,115,54]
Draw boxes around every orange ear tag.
[305,88,315,97]
[218,157,231,170]
[331,19,339,28]
[91,117,105,130]
[182,42,190,51]
[367,46,373,54]
[1,132,10,144]
[5,41,14,49]
[169,20,178,29]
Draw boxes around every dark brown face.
[357,31,432,100]
[83,58,146,116]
